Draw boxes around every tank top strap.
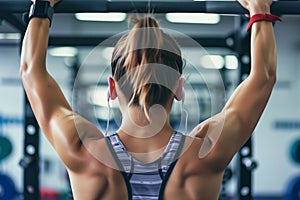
[160,131,185,176]
[106,134,133,174]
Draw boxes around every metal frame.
[22,96,40,200]
[233,15,257,200]
[0,13,26,33]
[237,47,253,200]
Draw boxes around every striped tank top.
[106,131,185,200]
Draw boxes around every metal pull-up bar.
[1,1,300,15]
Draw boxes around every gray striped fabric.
[108,132,184,200]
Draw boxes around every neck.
[118,105,172,139]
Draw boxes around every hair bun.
[128,14,160,28]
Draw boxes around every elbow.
[258,63,277,87]
[19,61,44,81]
[19,62,28,77]
[267,65,277,86]
[270,72,277,86]
[19,62,36,85]
[267,54,277,84]
[20,46,30,78]
[19,62,29,81]
[19,62,33,84]
[20,53,32,78]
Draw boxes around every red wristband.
[246,13,282,32]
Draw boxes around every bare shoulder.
[184,109,246,172]
[80,137,118,171]
[189,113,226,158]
[180,112,234,171]
[67,137,128,199]
[177,133,212,173]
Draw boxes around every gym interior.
[0,0,299,200]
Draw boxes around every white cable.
[105,93,111,137]
[181,100,188,134]
[184,106,189,134]
[105,103,111,137]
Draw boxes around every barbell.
[0,1,299,15]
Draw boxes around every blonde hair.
[111,14,183,120]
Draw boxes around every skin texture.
[20,0,277,199]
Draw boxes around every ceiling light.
[200,55,224,69]
[166,13,220,24]
[225,55,238,69]
[49,47,78,57]
[0,33,21,40]
[75,13,127,22]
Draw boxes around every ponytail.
[111,14,183,120]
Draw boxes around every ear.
[175,77,185,101]
[107,77,117,100]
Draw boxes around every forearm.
[19,13,72,127]
[20,18,50,74]
[249,3,277,81]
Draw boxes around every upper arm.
[21,68,73,142]
[193,74,275,167]
[20,18,104,171]
[21,68,103,171]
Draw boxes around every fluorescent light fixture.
[166,13,220,24]
[75,13,127,22]
[0,33,21,40]
[225,55,238,69]
[49,47,78,57]
[200,55,224,69]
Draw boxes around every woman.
[20,0,277,199]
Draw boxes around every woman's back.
[67,129,225,200]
